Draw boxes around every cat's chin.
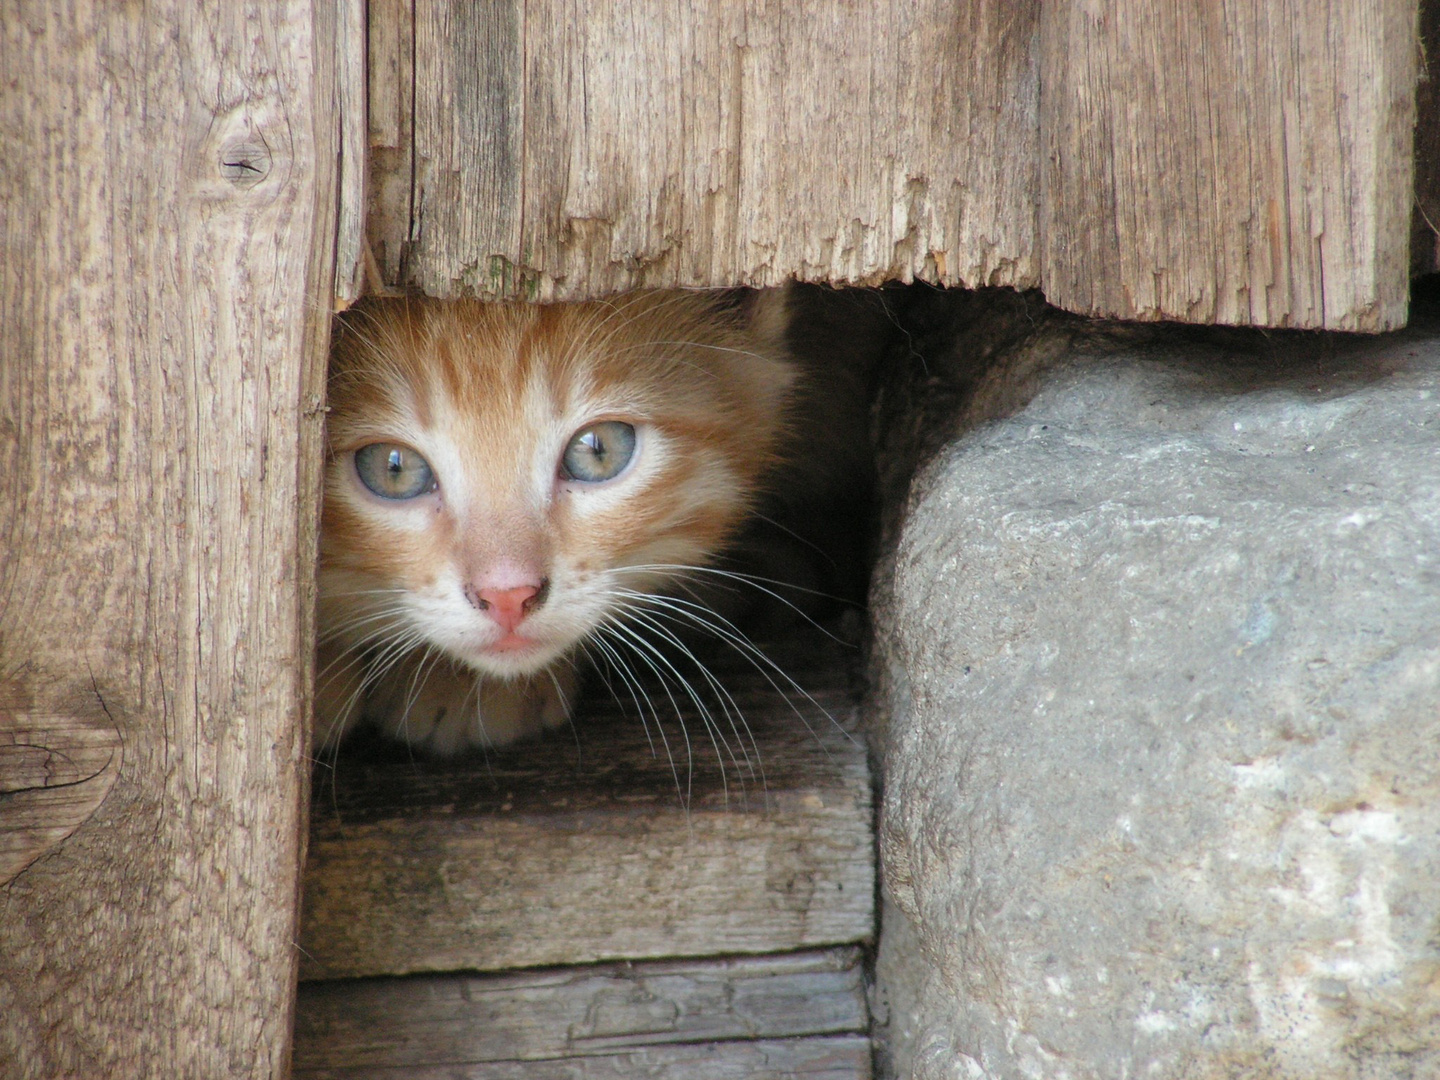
[486,632,542,655]
[463,636,570,679]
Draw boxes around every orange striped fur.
[316,291,796,754]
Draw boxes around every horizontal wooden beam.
[368,0,1041,302]
[358,0,1421,330]
[299,1036,873,1079]
[1040,0,1419,331]
[294,948,868,1073]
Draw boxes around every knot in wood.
[0,675,123,886]
[218,135,272,187]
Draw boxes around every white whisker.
[609,586,856,753]
[595,622,699,800]
[579,637,658,758]
[607,601,763,789]
[590,626,691,806]
[602,616,747,803]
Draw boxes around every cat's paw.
[369,657,578,756]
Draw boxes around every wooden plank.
[335,0,369,305]
[295,1035,872,1080]
[1040,0,1419,331]
[411,0,525,296]
[367,0,415,289]
[394,0,1039,300]
[376,0,1425,325]
[294,948,867,1070]
[0,3,336,1075]
[300,635,874,979]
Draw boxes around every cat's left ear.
[699,283,793,321]
[690,284,796,371]
[721,284,797,409]
[744,282,795,356]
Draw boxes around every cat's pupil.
[355,442,435,500]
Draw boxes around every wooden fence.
[1,1,1432,1075]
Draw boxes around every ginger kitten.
[315,291,797,756]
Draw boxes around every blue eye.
[354,443,435,499]
[560,421,636,483]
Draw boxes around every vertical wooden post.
[336,0,371,306]
[0,3,336,1076]
[366,0,416,289]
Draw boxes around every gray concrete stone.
[871,320,1440,1079]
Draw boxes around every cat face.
[319,292,795,686]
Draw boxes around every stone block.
[872,319,1440,1078]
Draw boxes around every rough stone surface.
[870,314,1440,1079]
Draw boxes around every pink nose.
[474,583,543,634]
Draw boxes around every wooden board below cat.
[293,948,869,1077]
[297,1037,870,1079]
[300,635,874,979]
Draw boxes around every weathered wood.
[1040,0,1419,331]
[335,0,369,305]
[300,636,874,979]
[0,3,336,1075]
[0,676,121,886]
[296,1035,872,1080]
[367,0,415,289]
[295,948,867,1071]
[378,0,1040,301]
[372,0,1426,328]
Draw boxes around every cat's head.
[319,291,795,681]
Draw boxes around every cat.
[314,289,803,756]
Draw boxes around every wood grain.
[296,1036,872,1080]
[0,675,122,886]
[371,0,1424,329]
[335,0,369,305]
[1040,0,1419,331]
[294,948,867,1070]
[380,0,1040,301]
[367,0,416,290]
[0,3,336,1075]
[300,636,874,980]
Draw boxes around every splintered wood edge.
[294,947,867,1070]
[400,0,1039,300]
